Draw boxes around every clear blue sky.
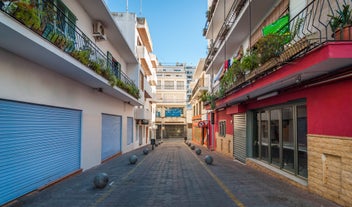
[104,0,208,66]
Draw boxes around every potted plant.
[12,0,42,31]
[328,3,352,40]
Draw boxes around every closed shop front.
[101,114,122,161]
[0,99,81,206]
[233,113,247,163]
[164,125,185,138]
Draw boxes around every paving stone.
[8,139,340,207]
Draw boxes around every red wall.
[246,78,352,137]
[307,79,352,137]
[216,109,234,135]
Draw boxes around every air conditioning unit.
[93,21,106,41]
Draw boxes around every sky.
[104,0,208,66]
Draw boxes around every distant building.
[155,63,189,139]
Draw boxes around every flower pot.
[334,26,352,40]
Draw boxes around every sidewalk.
[7,139,340,207]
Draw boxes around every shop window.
[219,121,226,137]
[255,103,307,178]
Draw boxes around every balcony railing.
[208,0,352,105]
[0,0,139,99]
[204,0,247,67]
[191,76,205,97]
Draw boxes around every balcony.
[134,107,152,120]
[150,53,159,68]
[191,76,209,100]
[137,45,153,76]
[0,0,140,105]
[144,77,155,100]
[208,0,352,109]
[137,17,153,53]
[204,0,279,74]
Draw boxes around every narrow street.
[8,139,339,207]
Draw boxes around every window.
[156,80,161,89]
[219,121,226,137]
[176,81,184,90]
[255,103,307,178]
[43,0,77,40]
[140,71,144,91]
[164,81,174,89]
[156,107,162,117]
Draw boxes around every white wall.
[0,48,135,170]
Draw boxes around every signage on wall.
[198,121,208,128]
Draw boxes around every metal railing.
[204,0,247,68]
[0,0,139,99]
[277,0,352,47]
[191,76,205,97]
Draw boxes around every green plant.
[254,34,286,64]
[71,49,91,66]
[240,52,259,72]
[13,0,42,31]
[202,92,216,110]
[328,4,352,32]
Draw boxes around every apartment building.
[0,0,145,205]
[112,12,158,147]
[203,0,352,205]
[155,64,188,139]
[189,59,213,147]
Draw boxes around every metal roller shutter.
[101,114,122,161]
[233,113,247,163]
[0,100,81,206]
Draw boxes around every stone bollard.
[205,155,213,165]
[129,155,138,164]
[195,148,201,155]
[190,145,195,150]
[143,148,149,155]
[94,172,109,189]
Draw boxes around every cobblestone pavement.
[8,139,340,207]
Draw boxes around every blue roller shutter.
[101,114,122,161]
[0,100,81,206]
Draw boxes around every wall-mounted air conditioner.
[93,21,106,41]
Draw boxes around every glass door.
[297,105,307,178]
[282,107,295,173]
[259,111,269,162]
[270,109,281,167]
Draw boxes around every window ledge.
[246,158,308,187]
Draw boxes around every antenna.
[139,0,142,15]
[126,0,128,12]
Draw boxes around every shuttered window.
[219,121,226,137]
[127,117,134,145]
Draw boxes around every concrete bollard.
[94,172,109,189]
[205,155,213,165]
[129,155,138,164]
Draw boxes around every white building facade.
[155,64,188,139]
[112,12,158,148]
[0,0,144,205]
